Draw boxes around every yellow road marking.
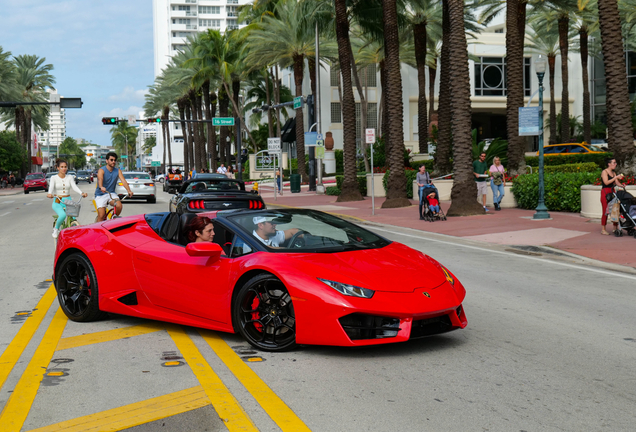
[167,326,257,431]
[0,308,68,432]
[0,284,57,392]
[26,386,210,432]
[56,322,165,351]
[200,331,311,432]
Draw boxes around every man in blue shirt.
[95,152,133,221]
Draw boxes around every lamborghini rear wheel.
[233,274,296,352]
[56,253,108,322]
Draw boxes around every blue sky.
[0,0,155,147]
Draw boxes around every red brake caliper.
[251,296,262,332]
[85,274,91,296]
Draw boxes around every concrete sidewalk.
[257,183,636,270]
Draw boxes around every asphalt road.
[0,183,635,431]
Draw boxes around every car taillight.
[145,183,154,187]
[189,200,205,209]
[249,200,264,209]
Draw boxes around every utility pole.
[307,94,316,191]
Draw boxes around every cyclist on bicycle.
[47,158,88,238]
[95,152,133,222]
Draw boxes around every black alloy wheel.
[233,274,296,352]
[56,253,108,322]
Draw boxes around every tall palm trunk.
[548,55,557,144]
[26,109,33,172]
[210,92,218,171]
[232,78,241,163]
[381,0,410,208]
[292,54,308,182]
[428,61,437,137]
[266,70,274,137]
[189,92,201,170]
[195,93,205,169]
[163,105,172,169]
[435,0,452,176]
[161,112,167,172]
[185,103,195,170]
[580,26,591,145]
[380,60,388,151]
[557,16,570,142]
[275,66,282,137]
[334,0,362,201]
[446,0,484,216]
[414,21,428,154]
[349,47,370,172]
[178,99,189,175]
[218,86,229,168]
[202,80,213,170]
[597,0,636,169]
[506,0,527,174]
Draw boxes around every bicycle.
[93,192,128,222]
[52,195,83,230]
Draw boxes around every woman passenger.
[185,216,215,243]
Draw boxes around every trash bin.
[290,174,301,193]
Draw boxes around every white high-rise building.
[152,0,251,169]
[37,89,66,169]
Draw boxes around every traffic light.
[102,117,118,125]
[146,117,161,123]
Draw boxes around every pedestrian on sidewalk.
[276,168,282,194]
[226,165,235,179]
[416,165,437,219]
[473,152,489,212]
[9,172,15,189]
[600,157,625,235]
[489,157,506,211]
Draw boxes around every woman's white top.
[48,174,82,196]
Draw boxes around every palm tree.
[11,55,55,175]
[380,0,410,208]
[246,0,316,182]
[597,0,636,168]
[0,47,17,102]
[526,16,560,143]
[446,0,485,216]
[109,121,138,170]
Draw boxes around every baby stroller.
[606,188,636,237]
[419,186,447,222]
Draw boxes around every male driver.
[252,216,299,247]
[95,152,133,221]
[217,163,227,175]
[473,152,489,212]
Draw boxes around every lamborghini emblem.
[423,292,431,298]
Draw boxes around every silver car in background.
[116,172,157,203]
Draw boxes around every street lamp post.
[114,131,129,170]
[533,55,550,220]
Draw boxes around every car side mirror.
[186,242,223,260]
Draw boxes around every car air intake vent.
[108,222,137,233]
[338,313,401,340]
[410,314,453,339]
[117,292,138,306]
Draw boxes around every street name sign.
[213,117,235,126]
[151,161,161,167]
[293,96,303,109]
[120,155,128,159]
[365,128,376,144]
[267,137,281,152]
[518,107,540,136]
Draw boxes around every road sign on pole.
[365,128,376,144]
[267,137,281,153]
[293,96,303,110]
[213,117,235,126]
[151,161,161,167]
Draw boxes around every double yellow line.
[0,285,310,431]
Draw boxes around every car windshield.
[46,172,57,178]
[588,145,602,152]
[228,209,390,252]
[68,171,76,176]
[78,170,88,175]
[26,174,44,180]
[184,179,243,193]
[123,173,151,180]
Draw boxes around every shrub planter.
[366,173,385,197]
[581,185,636,219]
[412,179,517,208]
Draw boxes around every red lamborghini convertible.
[53,209,467,351]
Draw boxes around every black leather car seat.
[177,213,197,246]
[160,212,180,242]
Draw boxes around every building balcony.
[171,24,197,31]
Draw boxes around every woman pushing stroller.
[600,157,625,235]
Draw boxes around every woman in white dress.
[47,159,87,238]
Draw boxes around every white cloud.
[108,87,148,103]
[98,106,144,119]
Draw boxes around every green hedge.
[525,152,611,169]
[325,186,341,196]
[511,172,600,212]
[335,175,367,196]
[541,162,599,174]
[409,160,435,171]
[382,169,418,199]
